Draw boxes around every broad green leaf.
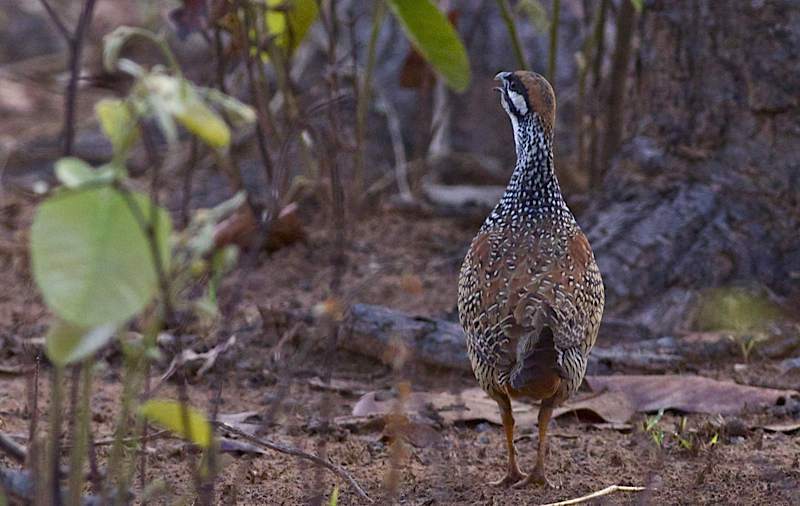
[45,319,117,366]
[387,0,471,92]
[30,187,171,327]
[140,399,212,448]
[96,99,139,156]
[266,0,319,53]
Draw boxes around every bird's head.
[495,71,556,140]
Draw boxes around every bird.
[457,71,604,488]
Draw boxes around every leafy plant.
[28,25,255,504]
[643,408,665,448]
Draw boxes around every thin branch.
[37,0,71,42]
[541,485,645,506]
[63,0,98,156]
[374,92,411,201]
[495,0,528,70]
[212,422,373,504]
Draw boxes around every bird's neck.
[495,115,567,221]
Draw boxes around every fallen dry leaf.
[585,375,798,415]
[213,202,306,252]
[218,436,267,455]
[352,387,635,428]
[760,422,800,433]
[215,410,262,436]
[160,335,237,383]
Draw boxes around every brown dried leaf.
[213,202,307,252]
[585,375,798,415]
[352,387,635,428]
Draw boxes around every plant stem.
[496,0,528,70]
[49,366,64,506]
[588,0,609,186]
[66,364,90,506]
[354,1,386,203]
[600,0,636,180]
[38,0,97,156]
[548,0,560,82]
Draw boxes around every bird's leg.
[489,392,526,487]
[514,397,555,488]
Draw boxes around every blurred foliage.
[264,0,318,55]
[27,25,254,503]
[140,399,213,448]
[386,0,471,92]
[695,286,783,332]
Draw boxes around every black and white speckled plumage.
[457,71,604,487]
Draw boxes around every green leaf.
[630,0,643,13]
[96,99,139,157]
[103,26,138,72]
[174,97,231,149]
[266,0,319,53]
[387,0,471,92]
[54,158,116,189]
[140,399,212,448]
[142,74,230,149]
[202,88,257,127]
[45,319,117,366]
[329,487,339,506]
[30,187,171,327]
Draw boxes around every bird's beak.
[494,71,512,82]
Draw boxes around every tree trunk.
[585,0,800,334]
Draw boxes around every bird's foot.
[488,468,526,487]
[512,466,554,489]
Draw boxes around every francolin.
[458,71,604,487]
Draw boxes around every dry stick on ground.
[38,0,97,156]
[0,430,27,464]
[541,485,646,506]
[212,422,373,503]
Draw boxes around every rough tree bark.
[584,0,800,334]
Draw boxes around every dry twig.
[541,485,646,506]
[212,421,373,503]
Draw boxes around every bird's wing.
[502,229,598,391]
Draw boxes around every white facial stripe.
[508,90,528,116]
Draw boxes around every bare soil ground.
[1,187,800,505]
